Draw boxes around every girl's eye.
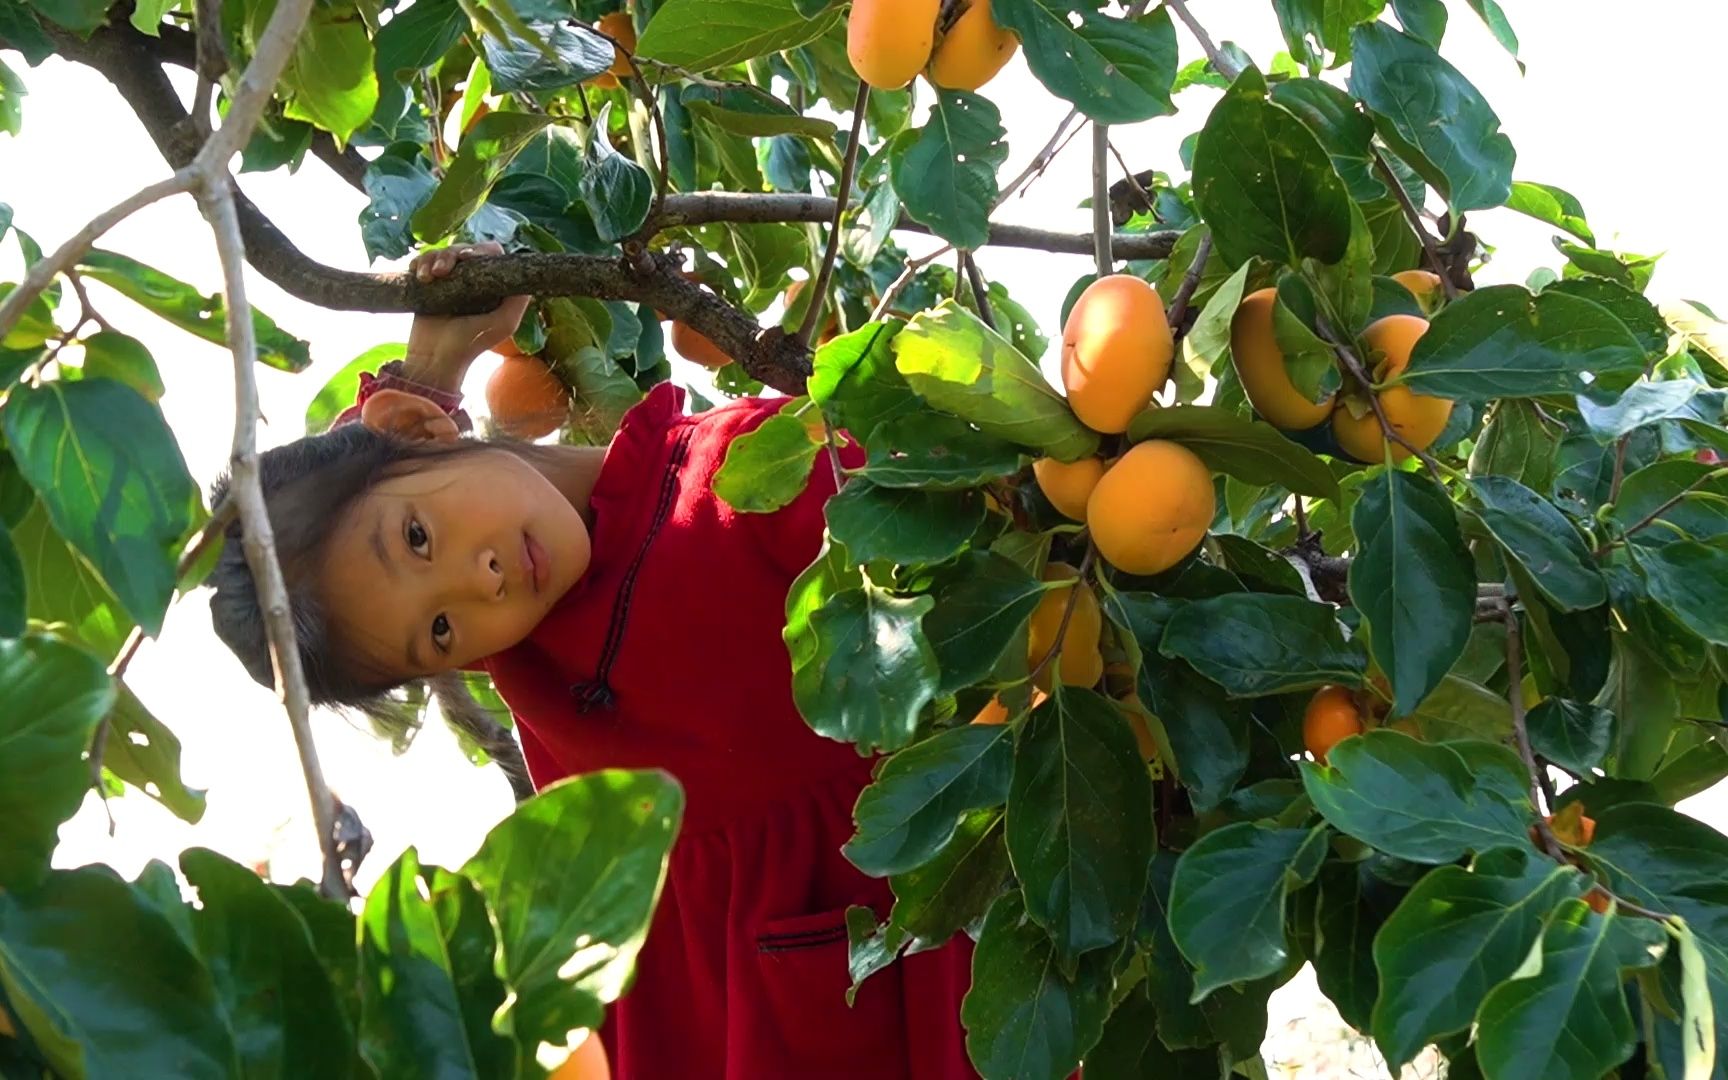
[432,614,452,650]
[406,518,430,556]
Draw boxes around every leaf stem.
[798,80,869,349]
[1371,149,1458,301]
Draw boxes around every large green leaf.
[1462,0,1519,61]
[10,499,131,659]
[823,480,985,565]
[103,682,206,824]
[1309,862,1390,1032]
[180,849,358,1078]
[1160,593,1365,698]
[1350,468,1473,717]
[682,84,837,139]
[1525,699,1615,776]
[1347,22,1513,211]
[372,0,464,77]
[960,891,1115,1080]
[75,250,311,372]
[0,865,234,1079]
[1371,854,1585,1069]
[991,0,1177,124]
[1469,400,1559,494]
[1086,981,1223,1077]
[0,634,113,890]
[635,0,841,70]
[1611,460,1728,548]
[1270,0,1385,67]
[3,379,196,637]
[894,302,1098,461]
[887,809,1011,946]
[1007,689,1155,966]
[412,112,550,243]
[1475,901,1662,1080]
[1640,540,1728,646]
[845,723,1012,877]
[792,580,939,753]
[1467,475,1605,612]
[278,4,379,146]
[359,151,438,261]
[359,847,513,1078]
[887,90,1007,251]
[1301,730,1533,862]
[1140,654,1250,812]
[26,0,106,32]
[482,21,613,92]
[1398,284,1645,400]
[1127,406,1339,498]
[1192,67,1352,267]
[461,770,682,1048]
[0,520,20,636]
[1268,76,1385,202]
[713,410,821,513]
[580,103,654,243]
[921,551,1046,694]
[1402,673,1513,743]
[861,413,1023,490]
[1169,823,1329,999]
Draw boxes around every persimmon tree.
[3,0,1728,1076]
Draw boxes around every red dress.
[478,385,978,1079]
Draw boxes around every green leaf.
[461,770,682,1049]
[1310,862,1389,1032]
[1400,285,1647,400]
[845,723,1012,877]
[861,413,1022,489]
[1126,405,1339,498]
[713,410,821,513]
[1461,0,1519,62]
[791,580,939,754]
[681,83,836,139]
[635,0,841,71]
[26,0,106,33]
[922,551,1046,694]
[0,58,22,138]
[76,331,164,402]
[1160,593,1366,698]
[180,848,358,1077]
[1391,0,1446,46]
[1350,468,1473,717]
[1467,475,1606,612]
[1347,22,1513,211]
[0,865,234,1078]
[278,4,379,146]
[1008,689,1155,966]
[412,112,550,243]
[1270,0,1385,67]
[1640,540,1728,646]
[103,683,206,824]
[359,151,438,261]
[1141,654,1250,811]
[305,343,406,434]
[961,891,1115,1080]
[991,0,1177,124]
[0,634,113,890]
[1611,460,1728,548]
[481,21,613,92]
[1402,673,1514,743]
[579,103,653,243]
[3,379,196,637]
[1184,260,1255,368]
[1268,76,1386,202]
[889,90,1007,252]
[1468,400,1559,495]
[0,0,54,64]
[887,808,1011,945]
[76,249,311,371]
[10,499,131,659]
[373,0,465,77]
[0,511,19,636]
[1169,822,1328,1000]
[1475,901,1661,1080]
[359,847,513,1077]
[1193,67,1352,267]
[1578,379,1727,442]
[1371,854,1585,1068]
[1551,279,1669,358]
[824,480,985,565]
[1671,919,1719,1080]
[1302,730,1533,863]
[1525,699,1614,776]
[1505,181,1594,245]
[894,301,1098,461]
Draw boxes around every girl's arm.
[398,242,532,393]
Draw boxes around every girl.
[207,243,977,1079]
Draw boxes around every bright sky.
[5,0,1727,1004]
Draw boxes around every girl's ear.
[360,389,462,443]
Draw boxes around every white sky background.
[5,0,1728,1036]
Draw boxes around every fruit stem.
[1027,543,1098,688]
[1291,495,1309,540]
[1371,148,1459,302]
[1091,123,1113,278]
[1317,313,1451,484]
[798,80,870,349]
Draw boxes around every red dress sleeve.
[329,361,473,433]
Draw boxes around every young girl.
[207,243,978,1078]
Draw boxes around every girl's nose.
[476,548,504,599]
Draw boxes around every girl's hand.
[403,242,534,392]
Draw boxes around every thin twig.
[1027,545,1099,687]
[1165,234,1213,340]
[1504,603,1562,849]
[798,80,869,349]
[598,26,671,226]
[1166,0,1239,79]
[961,251,997,332]
[869,245,952,322]
[1371,149,1457,300]
[1319,316,1447,481]
[1091,123,1112,278]
[1106,141,1154,221]
[993,108,1081,209]
[1595,466,1728,556]
[1608,435,1631,505]
[65,272,112,333]
[822,416,847,493]
[1292,495,1309,540]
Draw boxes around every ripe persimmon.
[1032,455,1106,522]
[927,0,1018,91]
[847,0,941,89]
[1303,685,1365,764]
[671,321,732,369]
[1060,274,1173,434]
[1230,287,1334,431]
[1392,268,1445,314]
[486,353,570,439]
[550,1031,611,1080]
[1331,314,1453,464]
[1086,440,1213,576]
[1027,563,1103,691]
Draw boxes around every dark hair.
[206,423,495,708]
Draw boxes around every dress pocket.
[747,908,909,1077]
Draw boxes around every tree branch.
[1595,466,1728,556]
[1503,602,1563,857]
[1166,0,1240,79]
[1090,123,1112,278]
[1165,233,1212,342]
[1371,149,1458,300]
[961,251,997,332]
[798,80,868,349]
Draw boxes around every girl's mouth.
[523,531,549,594]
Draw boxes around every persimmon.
[1330,313,1453,464]
[551,1031,611,1080]
[1584,887,1613,914]
[486,353,570,439]
[1060,274,1173,434]
[1229,287,1334,431]
[847,0,941,89]
[598,12,636,78]
[1027,563,1103,691]
[1392,268,1445,314]
[671,321,732,369]
[1303,685,1365,764]
[1085,440,1213,576]
[972,689,1046,725]
[1032,455,1106,522]
[927,0,1018,91]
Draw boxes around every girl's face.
[316,447,590,680]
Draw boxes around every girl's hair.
[206,422,495,708]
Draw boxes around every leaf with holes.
[102,682,206,825]
[889,90,1007,252]
[991,0,1177,124]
